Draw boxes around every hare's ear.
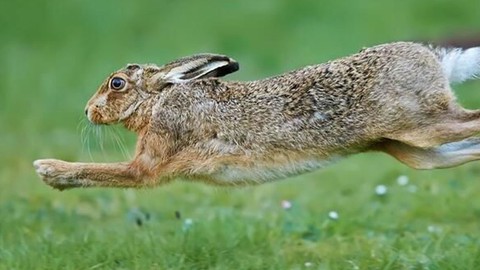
[162,54,239,83]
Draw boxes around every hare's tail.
[434,46,480,84]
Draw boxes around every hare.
[34,42,480,190]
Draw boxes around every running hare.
[34,42,480,190]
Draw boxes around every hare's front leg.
[33,159,152,190]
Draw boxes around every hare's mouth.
[86,111,102,125]
[86,108,111,125]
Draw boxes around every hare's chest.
[211,158,334,184]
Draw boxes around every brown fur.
[34,42,480,190]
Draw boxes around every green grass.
[1,0,480,269]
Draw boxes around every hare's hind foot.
[386,107,480,149]
[377,106,480,169]
[375,138,480,169]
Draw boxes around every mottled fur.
[34,42,480,190]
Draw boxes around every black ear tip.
[212,60,239,78]
[228,60,240,72]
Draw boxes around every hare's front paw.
[33,159,81,190]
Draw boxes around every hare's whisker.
[111,126,131,159]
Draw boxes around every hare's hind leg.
[395,44,480,148]
[375,138,480,169]
[387,108,480,148]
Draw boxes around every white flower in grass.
[428,225,441,233]
[375,185,388,196]
[304,261,313,267]
[183,218,193,231]
[328,211,339,220]
[397,175,409,186]
[184,218,193,226]
[281,200,292,210]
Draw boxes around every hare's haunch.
[34,42,480,190]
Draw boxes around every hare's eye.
[110,77,126,90]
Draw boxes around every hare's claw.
[33,159,57,177]
[33,159,82,190]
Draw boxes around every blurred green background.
[1,0,480,269]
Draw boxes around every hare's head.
[85,54,239,126]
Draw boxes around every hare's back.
[160,42,446,154]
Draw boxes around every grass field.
[1,0,480,269]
